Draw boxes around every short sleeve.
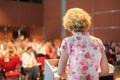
[99,39,105,54]
[59,39,68,54]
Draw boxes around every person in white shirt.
[22,47,41,80]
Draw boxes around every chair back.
[0,57,4,67]
[1,61,15,71]
[36,56,47,66]
[10,56,22,66]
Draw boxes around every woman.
[57,8,109,80]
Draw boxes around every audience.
[103,40,120,65]
[0,35,120,80]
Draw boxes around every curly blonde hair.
[63,8,91,32]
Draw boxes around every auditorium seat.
[0,56,22,80]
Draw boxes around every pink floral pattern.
[60,32,104,80]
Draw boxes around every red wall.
[93,0,120,42]
[42,0,61,40]
[0,0,120,42]
[0,1,42,26]
[42,0,120,41]
[0,1,43,40]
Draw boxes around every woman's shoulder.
[89,35,102,42]
[89,35,104,46]
[63,36,74,42]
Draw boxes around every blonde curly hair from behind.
[63,8,91,32]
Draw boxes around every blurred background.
[0,0,120,41]
[0,0,120,80]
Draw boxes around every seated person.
[21,47,41,80]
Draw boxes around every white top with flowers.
[60,32,104,80]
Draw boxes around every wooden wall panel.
[0,0,119,41]
[0,1,42,26]
[94,29,120,42]
[43,0,61,40]
[93,0,120,41]
[94,0,120,11]
[94,12,120,26]
[0,1,43,40]
[67,0,92,13]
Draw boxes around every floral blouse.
[59,32,105,80]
